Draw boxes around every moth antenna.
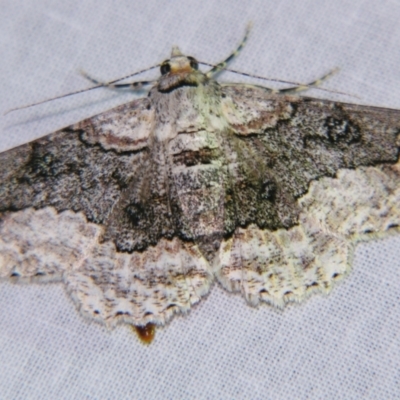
[206,22,252,78]
[212,65,357,99]
[80,70,155,91]
[271,67,343,94]
[4,64,160,115]
[4,85,103,115]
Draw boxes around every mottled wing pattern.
[0,80,399,331]
[216,85,400,306]
[0,98,213,328]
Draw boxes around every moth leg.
[273,68,339,94]
[80,70,154,90]
[206,23,252,78]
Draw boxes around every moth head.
[157,46,204,91]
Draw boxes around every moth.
[1,27,399,344]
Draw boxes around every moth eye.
[160,63,171,75]
[188,57,198,70]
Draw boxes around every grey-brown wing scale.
[0,98,213,329]
[216,85,400,306]
[1,83,399,330]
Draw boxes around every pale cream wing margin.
[0,98,212,329]
[217,89,400,307]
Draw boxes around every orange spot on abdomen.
[133,323,156,344]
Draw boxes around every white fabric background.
[1,0,400,399]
